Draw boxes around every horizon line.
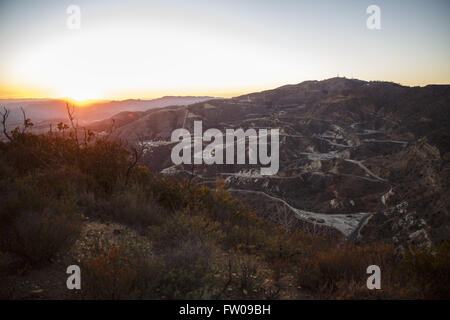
[1,77,450,102]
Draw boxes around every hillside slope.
[91,78,450,248]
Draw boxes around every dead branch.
[0,106,12,141]
[124,135,148,185]
[20,107,33,133]
[66,102,79,146]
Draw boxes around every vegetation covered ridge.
[0,108,448,299]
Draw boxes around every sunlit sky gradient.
[0,0,449,100]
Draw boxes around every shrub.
[80,246,157,299]
[296,243,397,298]
[1,210,81,266]
[0,166,81,231]
[148,177,187,211]
[80,189,169,230]
[148,211,222,252]
[232,254,263,298]
[400,241,450,299]
[213,252,268,299]
[79,140,130,193]
[263,233,304,281]
[82,239,217,300]
[156,239,216,299]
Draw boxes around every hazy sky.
[0,0,449,100]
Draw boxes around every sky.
[0,0,449,101]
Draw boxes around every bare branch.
[21,107,26,123]
[20,107,33,133]
[66,102,79,146]
[124,134,148,185]
[0,106,12,141]
[66,102,76,127]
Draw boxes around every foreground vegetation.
[0,114,448,299]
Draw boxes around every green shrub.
[149,177,187,211]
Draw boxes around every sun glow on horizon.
[62,97,105,107]
[59,87,105,105]
[0,1,449,100]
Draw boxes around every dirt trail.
[229,188,369,237]
[343,159,388,183]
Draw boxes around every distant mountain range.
[86,77,450,249]
[0,96,215,131]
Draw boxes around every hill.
[0,78,449,299]
[90,78,450,249]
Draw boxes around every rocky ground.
[0,217,151,299]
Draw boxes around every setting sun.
[0,0,449,304]
[59,87,104,105]
[1,1,449,101]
